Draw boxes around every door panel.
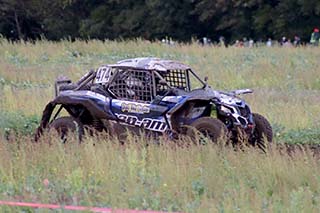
[111,99,169,132]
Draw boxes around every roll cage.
[92,66,207,103]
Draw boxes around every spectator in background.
[199,37,212,46]
[266,38,272,47]
[249,39,254,47]
[310,28,320,46]
[283,39,293,47]
[293,35,301,47]
[218,36,226,47]
[243,37,249,47]
[280,36,287,46]
[233,40,240,47]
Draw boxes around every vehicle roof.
[107,57,191,71]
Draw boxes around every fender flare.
[166,97,215,130]
[34,94,116,141]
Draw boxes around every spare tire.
[186,117,227,144]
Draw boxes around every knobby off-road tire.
[49,116,84,143]
[252,113,273,152]
[186,117,227,144]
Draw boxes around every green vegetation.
[1,138,320,212]
[0,40,319,211]
[0,39,319,142]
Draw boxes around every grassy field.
[0,39,320,212]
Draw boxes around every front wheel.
[251,113,273,151]
[49,116,84,143]
[186,117,227,144]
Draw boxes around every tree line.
[1,0,320,43]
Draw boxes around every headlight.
[220,105,233,114]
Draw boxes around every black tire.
[186,117,227,144]
[251,113,273,151]
[49,116,83,143]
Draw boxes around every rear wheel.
[251,113,273,151]
[49,116,83,143]
[186,117,227,144]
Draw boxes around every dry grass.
[0,136,320,212]
[0,39,320,211]
[1,39,319,128]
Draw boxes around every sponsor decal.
[121,102,150,114]
[115,113,168,132]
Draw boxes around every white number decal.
[95,66,113,84]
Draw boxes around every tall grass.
[0,39,320,211]
[0,136,320,212]
[1,39,319,131]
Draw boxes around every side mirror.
[204,76,209,86]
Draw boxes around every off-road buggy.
[35,57,272,149]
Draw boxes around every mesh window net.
[156,69,188,94]
[108,69,154,103]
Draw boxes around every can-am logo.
[115,113,167,132]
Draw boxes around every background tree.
[0,0,320,42]
[0,0,41,40]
